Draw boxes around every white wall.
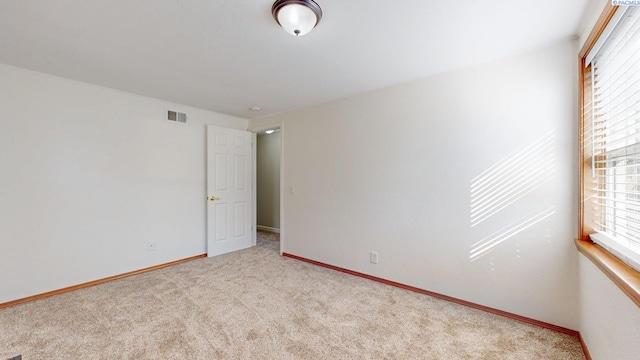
[257,132,281,230]
[0,64,248,304]
[578,256,640,360]
[577,0,608,51]
[251,40,580,330]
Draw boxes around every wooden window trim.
[578,2,640,308]
[575,239,640,307]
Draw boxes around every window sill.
[575,239,640,307]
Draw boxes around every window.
[581,4,640,272]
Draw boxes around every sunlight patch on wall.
[469,206,556,261]
[470,131,556,227]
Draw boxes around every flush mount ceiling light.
[272,0,322,37]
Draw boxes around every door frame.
[252,123,284,256]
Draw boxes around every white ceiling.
[0,0,596,119]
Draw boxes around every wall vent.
[167,110,187,124]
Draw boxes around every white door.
[207,126,253,257]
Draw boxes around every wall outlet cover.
[370,251,379,264]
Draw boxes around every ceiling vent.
[167,110,187,124]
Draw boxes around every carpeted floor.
[0,231,585,359]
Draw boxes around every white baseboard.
[257,225,280,234]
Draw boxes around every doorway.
[256,127,282,253]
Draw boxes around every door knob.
[209,195,220,201]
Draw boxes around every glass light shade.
[276,3,318,36]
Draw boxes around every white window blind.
[587,5,640,272]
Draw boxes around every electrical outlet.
[370,251,378,264]
[146,240,156,251]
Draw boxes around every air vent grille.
[167,110,187,124]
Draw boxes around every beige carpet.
[1,231,585,359]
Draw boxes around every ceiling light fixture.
[265,130,275,134]
[272,0,322,37]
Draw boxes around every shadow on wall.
[469,130,556,261]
